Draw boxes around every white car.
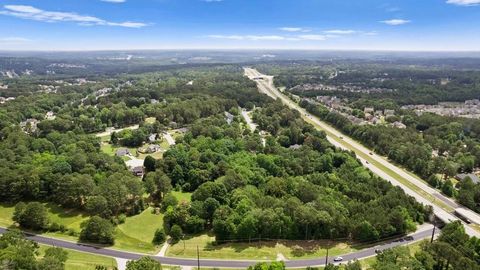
[333,257,343,262]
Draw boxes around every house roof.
[289,144,302,150]
[457,173,480,184]
[131,166,144,172]
[116,148,130,156]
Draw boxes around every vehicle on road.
[333,257,343,262]
[369,152,373,155]
[375,249,382,254]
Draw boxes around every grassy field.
[145,117,157,124]
[38,245,117,270]
[99,134,111,142]
[166,234,358,260]
[0,202,164,254]
[100,142,138,157]
[0,203,15,227]
[0,202,88,234]
[172,191,192,203]
[115,207,164,254]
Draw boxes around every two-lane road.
[0,227,435,268]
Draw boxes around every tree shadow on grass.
[45,203,89,220]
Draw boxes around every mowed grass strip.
[38,244,117,270]
[172,191,192,203]
[115,207,164,254]
[167,234,357,260]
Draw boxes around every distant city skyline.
[0,0,480,51]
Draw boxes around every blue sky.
[0,0,479,51]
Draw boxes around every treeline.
[151,101,429,242]
[256,61,480,106]
[301,100,480,213]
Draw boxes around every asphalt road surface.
[0,227,434,268]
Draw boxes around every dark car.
[375,249,382,254]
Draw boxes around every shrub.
[169,224,183,243]
[12,202,49,231]
[152,228,166,245]
[80,216,115,245]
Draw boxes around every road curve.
[243,67,480,238]
[0,227,434,268]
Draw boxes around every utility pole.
[183,235,185,252]
[197,245,200,270]
[325,246,329,266]
[431,223,436,243]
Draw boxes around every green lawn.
[0,203,163,254]
[166,234,357,260]
[0,202,88,234]
[100,142,138,157]
[0,203,15,227]
[172,191,192,203]
[99,135,111,142]
[145,117,157,124]
[38,245,117,270]
[115,207,164,254]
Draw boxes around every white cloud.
[101,0,126,3]
[380,19,410,25]
[297,34,327,41]
[324,29,357,35]
[208,33,335,42]
[0,37,31,44]
[279,27,310,32]
[446,0,480,6]
[0,5,147,28]
[208,35,285,40]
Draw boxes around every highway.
[244,67,480,238]
[0,226,434,268]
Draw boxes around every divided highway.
[244,67,480,238]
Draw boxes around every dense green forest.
[0,63,430,247]
[158,101,429,241]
